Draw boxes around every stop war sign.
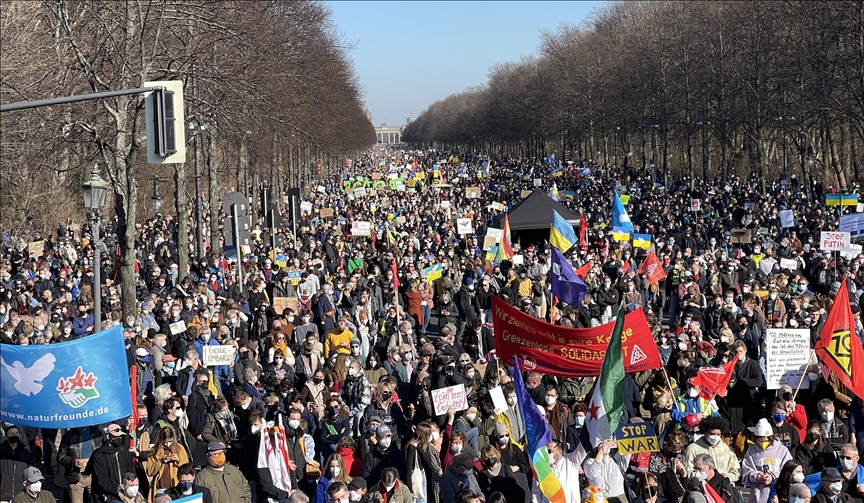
[821,231,850,251]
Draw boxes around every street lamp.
[150,177,164,213]
[82,165,108,333]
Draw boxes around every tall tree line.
[403,1,864,194]
[0,0,375,317]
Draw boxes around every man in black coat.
[727,341,765,434]
[57,425,104,503]
[362,424,406,483]
[0,425,31,502]
[165,462,213,503]
[84,424,136,501]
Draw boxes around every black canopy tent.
[493,189,581,246]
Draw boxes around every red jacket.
[337,446,363,477]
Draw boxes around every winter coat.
[741,441,792,503]
[0,440,31,501]
[84,443,137,498]
[194,464,251,503]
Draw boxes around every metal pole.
[291,194,298,247]
[92,212,102,333]
[232,204,244,290]
[0,86,164,112]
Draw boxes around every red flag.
[412,157,420,172]
[129,365,139,434]
[815,277,864,398]
[579,212,588,247]
[703,481,725,503]
[690,355,738,397]
[391,259,400,290]
[637,252,667,285]
[575,260,593,279]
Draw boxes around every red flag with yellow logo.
[815,277,864,398]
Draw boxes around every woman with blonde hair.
[145,426,189,501]
[406,422,443,503]
[361,380,405,444]
[329,353,349,393]
[315,453,353,503]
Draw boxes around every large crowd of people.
[0,146,862,503]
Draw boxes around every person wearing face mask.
[165,463,213,503]
[13,466,55,503]
[368,467,412,503]
[85,424,137,502]
[143,427,189,501]
[683,416,741,483]
[476,444,531,503]
[537,440,583,503]
[584,438,627,502]
[767,460,807,503]
[347,477,371,503]
[405,422,443,503]
[316,454,354,503]
[194,442,251,503]
[440,454,483,503]
[455,277,481,346]
[814,400,850,454]
[0,425,32,502]
[542,386,572,443]
[728,341,765,435]
[812,468,854,503]
[803,444,864,503]
[742,419,793,503]
[491,423,530,477]
[201,397,238,448]
[672,383,720,426]
[770,402,801,450]
[693,454,741,503]
[362,424,406,484]
[797,366,838,421]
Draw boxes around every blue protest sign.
[615,421,660,454]
[0,325,132,428]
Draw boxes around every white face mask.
[688,388,701,398]
[384,484,395,493]
[451,444,463,454]
[678,342,687,351]
[392,354,401,362]
[545,396,557,405]
[174,409,185,418]
[695,470,707,482]
[822,411,834,423]
[575,416,586,427]
[840,458,854,471]
[706,434,721,446]
[379,437,392,449]
[793,472,806,483]
[466,413,476,422]
[498,435,510,445]
[507,396,517,406]
[349,368,358,377]
[403,352,412,361]
[330,466,341,477]
[808,372,819,381]
[125,486,139,498]
[430,431,440,442]
[829,482,843,495]
[349,491,361,502]
[251,425,261,434]
[28,481,42,494]
[288,419,301,430]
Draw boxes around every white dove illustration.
[0,353,56,396]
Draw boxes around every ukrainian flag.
[633,234,652,248]
[613,227,631,242]
[550,210,578,252]
[826,194,858,206]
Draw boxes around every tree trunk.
[174,162,189,279]
[208,130,220,263]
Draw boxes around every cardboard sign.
[534,178,543,187]
[488,386,508,414]
[729,228,752,244]
[615,422,660,454]
[482,236,497,250]
[520,190,533,199]
[485,246,498,262]
[779,258,798,270]
[273,297,299,315]
[820,231,850,251]
[779,210,795,228]
[456,218,473,235]
[431,384,468,416]
[300,201,313,214]
[317,185,326,193]
[395,216,406,225]
[354,187,367,197]
[169,320,187,335]
[486,228,503,243]
[28,241,44,257]
[319,208,334,218]
[690,199,701,212]
[203,345,236,367]
[351,221,372,237]
[489,201,506,211]
[466,186,481,199]
[764,329,812,389]
[372,172,382,180]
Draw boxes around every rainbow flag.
[495,214,515,262]
[513,356,565,503]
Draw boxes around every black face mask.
[7,435,19,444]
[110,435,125,447]
[647,486,659,498]
[805,432,820,444]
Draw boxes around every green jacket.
[195,465,251,503]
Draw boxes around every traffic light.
[144,80,186,164]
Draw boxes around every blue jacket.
[73,313,92,337]
[804,463,864,495]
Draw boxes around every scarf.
[272,341,288,359]
[215,410,237,440]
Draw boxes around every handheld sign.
[431,384,468,416]
[203,345,236,367]
[764,329,811,389]
[456,218,473,235]
[615,422,660,454]
[821,231,850,251]
[169,320,187,335]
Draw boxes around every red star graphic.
[83,373,97,388]
[586,402,601,420]
[56,378,68,393]
[68,367,86,389]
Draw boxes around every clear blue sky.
[328,1,605,127]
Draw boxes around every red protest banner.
[492,295,662,377]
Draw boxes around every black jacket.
[84,442,137,498]
[165,483,213,503]
[363,445,407,483]
[0,440,30,500]
[57,426,103,485]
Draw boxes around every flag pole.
[792,350,816,401]
[661,364,684,413]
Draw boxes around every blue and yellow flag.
[826,194,858,206]
[549,210,578,252]
[633,234,652,249]
[613,227,631,242]
[612,194,635,233]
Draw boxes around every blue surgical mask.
[773,413,786,424]
[180,481,193,492]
